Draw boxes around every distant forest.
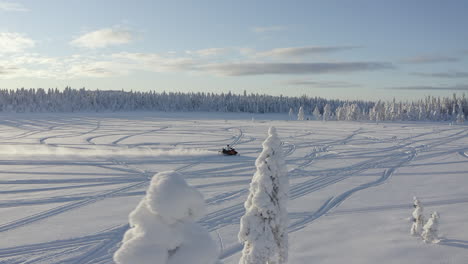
[0,87,465,122]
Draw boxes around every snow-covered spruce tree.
[456,104,465,124]
[312,106,321,120]
[323,103,331,121]
[410,197,425,236]
[239,127,289,264]
[297,106,305,120]
[335,105,347,121]
[114,171,219,264]
[457,112,465,124]
[422,212,440,243]
[288,108,294,120]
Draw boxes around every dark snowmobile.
[220,145,238,156]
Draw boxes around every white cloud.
[112,52,197,73]
[186,48,230,57]
[0,2,28,12]
[0,45,393,80]
[0,65,19,75]
[66,62,120,78]
[71,28,133,49]
[0,32,35,53]
[239,47,256,56]
[0,53,112,79]
[0,52,196,79]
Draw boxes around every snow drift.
[113,171,219,264]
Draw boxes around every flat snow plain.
[0,112,467,264]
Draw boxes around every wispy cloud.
[201,62,394,76]
[284,80,360,88]
[400,55,459,64]
[67,62,121,78]
[186,48,230,57]
[0,1,28,12]
[0,32,34,53]
[112,52,196,72]
[0,65,19,75]
[257,46,360,58]
[0,46,393,79]
[71,28,134,49]
[0,52,197,79]
[386,84,468,91]
[410,71,468,78]
[0,53,119,79]
[251,26,287,33]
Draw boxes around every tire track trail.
[111,126,168,145]
[0,225,128,261]
[0,181,148,233]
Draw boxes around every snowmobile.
[220,145,238,156]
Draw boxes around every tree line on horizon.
[0,87,465,122]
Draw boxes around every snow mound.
[146,171,206,223]
[114,171,219,264]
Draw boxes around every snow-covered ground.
[0,112,467,264]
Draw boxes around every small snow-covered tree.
[297,106,305,121]
[410,197,425,236]
[457,112,465,124]
[312,106,321,120]
[323,104,331,121]
[114,171,219,264]
[335,106,344,120]
[422,212,440,243]
[456,104,465,124]
[407,103,417,121]
[288,108,294,120]
[369,106,377,121]
[346,103,361,121]
[418,104,427,121]
[239,127,289,264]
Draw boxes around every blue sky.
[0,0,467,100]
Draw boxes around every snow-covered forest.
[0,87,466,122]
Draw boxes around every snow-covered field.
[0,112,467,264]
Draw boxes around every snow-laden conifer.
[422,212,440,243]
[114,171,219,264]
[456,104,465,124]
[457,112,465,124]
[297,106,305,121]
[312,106,321,120]
[288,108,294,120]
[323,104,332,121]
[239,127,289,264]
[410,197,425,236]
